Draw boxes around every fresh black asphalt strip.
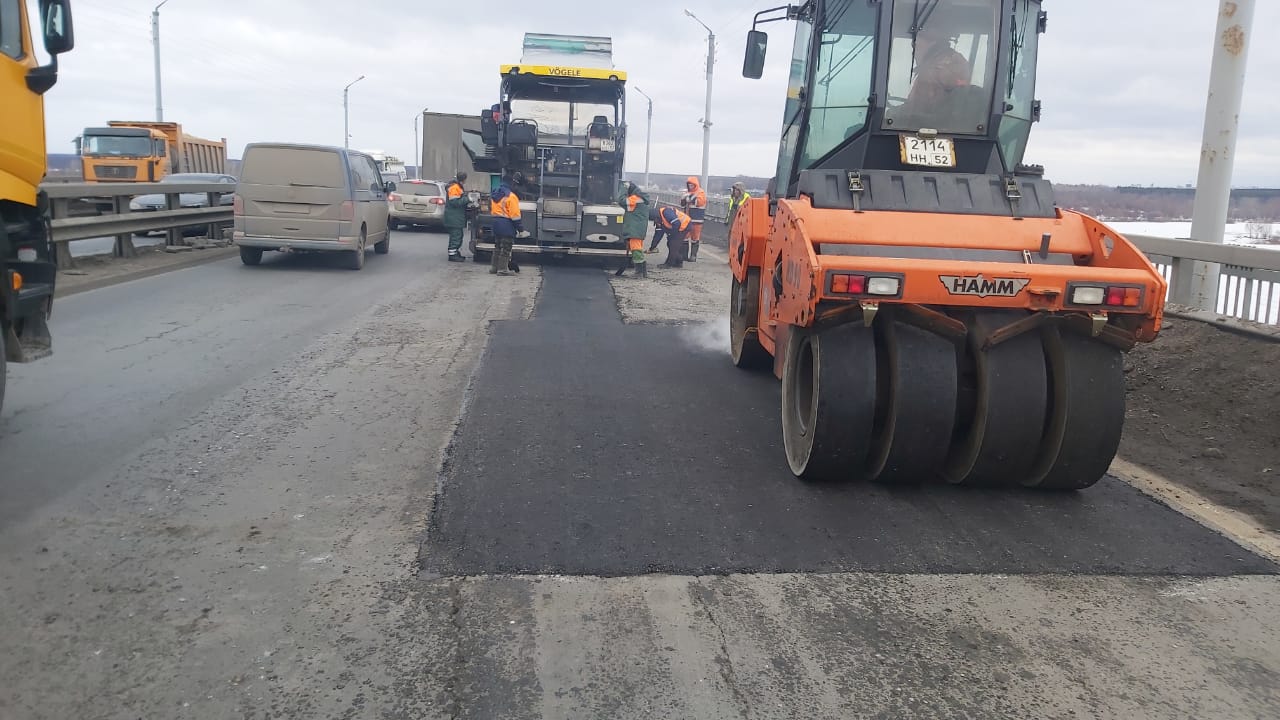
[421,266,1277,577]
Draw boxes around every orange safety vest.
[659,207,691,232]
[447,181,464,199]
[491,191,521,220]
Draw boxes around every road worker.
[615,182,650,278]
[654,205,692,268]
[444,172,469,262]
[648,206,664,254]
[726,182,751,228]
[489,175,528,276]
[680,176,707,261]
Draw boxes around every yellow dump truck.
[1,0,74,414]
[78,121,226,183]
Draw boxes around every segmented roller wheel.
[781,324,877,481]
[730,270,771,370]
[866,319,958,484]
[1024,327,1126,490]
[945,311,1050,486]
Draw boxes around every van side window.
[365,158,384,192]
[350,155,380,193]
[349,156,369,193]
[0,0,25,60]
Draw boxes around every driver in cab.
[894,19,970,123]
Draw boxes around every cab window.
[1,0,25,60]
[882,0,1001,135]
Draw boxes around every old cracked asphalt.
[1,230,1278,719]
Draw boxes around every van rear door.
[238,147,348,241]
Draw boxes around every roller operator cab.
[730,0,1167,489]
[468,33,630,262]
[1,0,74,415]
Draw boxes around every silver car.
[129,172,237,236]
[387,180,446,230]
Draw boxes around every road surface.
[1,232,1276,719]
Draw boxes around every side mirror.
[41,0,75,55]
[743,30,767,79]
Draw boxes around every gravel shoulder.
[1121,314,1280,531]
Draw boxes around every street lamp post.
[152,0,171,122]
[413,107,428,179]
[343,75,365,149]
[633,87,653,189]
[684,9,714,192]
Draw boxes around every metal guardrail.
[650,190,731,222]
[1128,234,1280,326]
[41,182,234,269]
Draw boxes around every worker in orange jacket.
[680,176,707,262]
[488,175,529,276]
[652,205,692,268]
[444,172,470,262]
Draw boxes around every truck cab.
[79,121,227,183]
[78,125,167,182]
[1,0,73,413]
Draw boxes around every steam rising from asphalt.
[679,316,732,355]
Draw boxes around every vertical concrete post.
[684,10,715,192]
[113,196,136,258]
[152,1,169,122]
[636,88,653,189]
[1182,0,1254,310]
[51,198,75,270]
[701,31,714,193]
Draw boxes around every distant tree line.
[1055,185,1280,222]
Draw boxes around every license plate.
[406,203,428,210]
[899,135,955,168]
[600,139,616,152]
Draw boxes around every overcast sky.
[35,0,1280,187]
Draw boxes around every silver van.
[233,143,391,270]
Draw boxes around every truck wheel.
[781,324,877,482]
[240,246,263,266]
[730,269,771,370]
[374,232,391,255]
[348,229,367,270]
